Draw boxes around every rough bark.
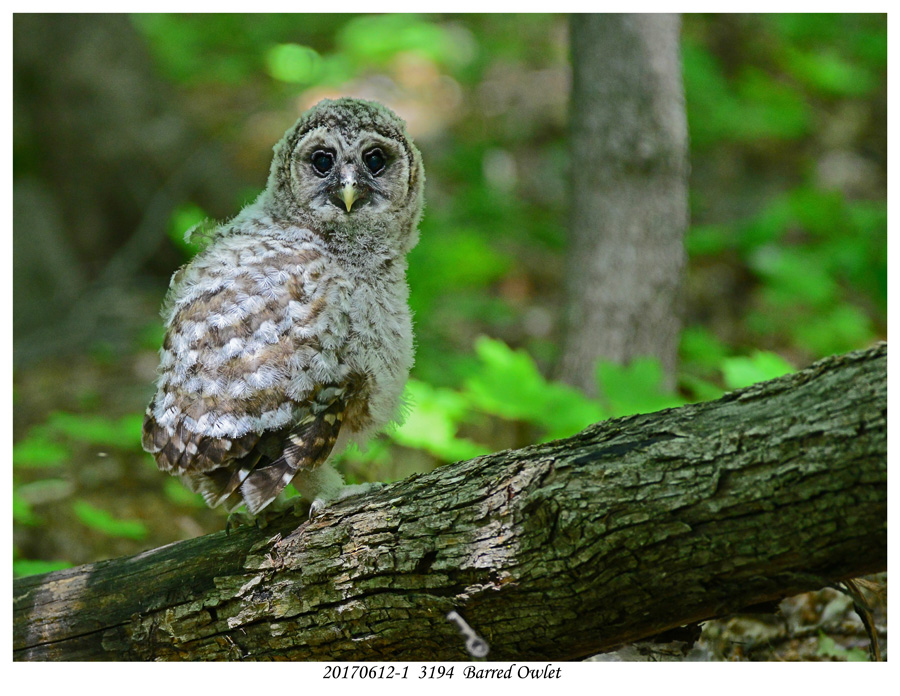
[561,14,688,392]
[13,344,886,661]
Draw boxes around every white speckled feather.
[142,97,424,515]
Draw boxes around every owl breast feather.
[144,228,413,472]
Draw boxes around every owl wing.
[142,239,352,514]
[231,386,346,513]
[144,384,347,515]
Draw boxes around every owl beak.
[341,182,359,212]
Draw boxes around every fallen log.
[13,343,887,661]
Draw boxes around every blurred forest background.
[13,14,886,659]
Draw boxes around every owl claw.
[308,498,327,519]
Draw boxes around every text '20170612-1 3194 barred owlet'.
[142,98,424,518]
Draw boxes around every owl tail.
[240,402,344,514]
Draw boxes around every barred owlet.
[142,98,424,517]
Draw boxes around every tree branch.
[13,344,886,661]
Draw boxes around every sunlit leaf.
[72,500,149,540]
[680,326,730,372]
[785,47,876,96]
[168,202,212,259]
[265,43,322,84]
[750,246,837,307]
[337,14,467,69]
[722,351,794,390]
[465,337,607,439]
[790,304,875,356]
[13,434,69,468]
[596,358,686,418]
[392,380,488,462]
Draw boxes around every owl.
[142,98,424,518]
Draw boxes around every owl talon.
[308,499,327,519]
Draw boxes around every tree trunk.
[13,344,886,661]
[560,14,688,393]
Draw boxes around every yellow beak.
[341,183,359,212]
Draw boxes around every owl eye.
[363,148,387,175]
[311,150,334,176]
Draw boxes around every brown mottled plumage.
[142,98,424,515]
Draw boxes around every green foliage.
[721,351,795,390]
[786,305,874,356]
[162,478,207,508]
[14,411,144,477]
[72,500,149,540]
[688,184,884,357]
[16,14,878,600]
[596,359,686,417]
[392,380,488,461]
[134,13,475,91]
[816,632,869,662]
[13,490,40,526]
[167,202,209,259]
[265,43,323,84]
[13,559,73,578]
[43,412,145,451]
[682,39,810,148]
[13,435,70,468]
[464,337,606,441]
[681,14,884,366]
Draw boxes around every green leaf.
[13,433,70,468]
[790,304,875,356]
[162,478,207,508]
[72,500,149,540]
[464,337,607,439]
[680,326,729,372]
[686,224,734,256]
[785,47,876,97]
[816,632,869,661]
[45,412,144,451]
[337,14,468,69]
[392,380,488,462]
[750,245,837,307]
[168,203,213,259]
[13,490,40,526]
[265,43,322,84]
[721,351,794,390]
[13,559,73,578]
[596,358,686,418]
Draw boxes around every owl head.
[263,98,425,259]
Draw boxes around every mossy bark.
[14,344,886,661]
